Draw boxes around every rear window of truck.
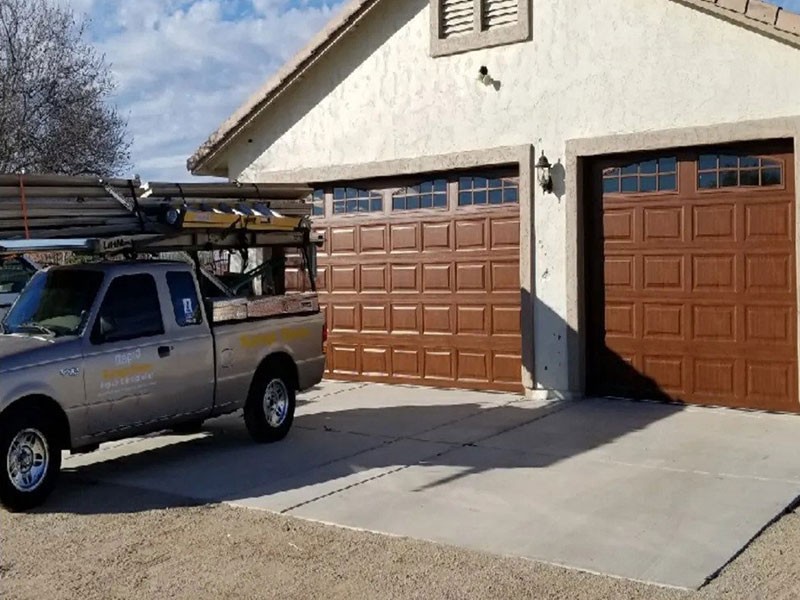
[167,271,202,327]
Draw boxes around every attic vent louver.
[442,0,474,37]
[431,0,529,57]
[483,0,519,30]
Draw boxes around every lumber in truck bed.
[208,293,319,324]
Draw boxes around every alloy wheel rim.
[263,379,289,428]
[7,428,49,492]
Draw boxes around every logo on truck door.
[114,349,142,365]
[60,367,81,377]
[98,349,156,395]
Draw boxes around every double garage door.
[588,140,797,412]
[290,141,796,410]
[307,174,523,392]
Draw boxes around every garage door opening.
[292,169,523,393]
[585,140,798,412]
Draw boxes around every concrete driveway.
[59,382,800,589]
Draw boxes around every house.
[188,0,800,413]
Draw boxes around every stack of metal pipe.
[0,174,313,240]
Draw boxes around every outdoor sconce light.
[536,151,553,193]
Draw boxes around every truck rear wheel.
[0,409,62,511]
[244,371,295,443]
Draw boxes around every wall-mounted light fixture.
[535,151,553,193]
[477,65,494,86]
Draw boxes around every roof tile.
[777,7,800,34]
[715,0,748,13]
[746,0,780,24]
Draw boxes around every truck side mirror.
[100,316,115,337]
[92,315,116,344]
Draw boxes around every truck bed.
[210,309,326,416]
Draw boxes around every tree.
[0,0,131,176]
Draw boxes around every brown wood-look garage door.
[587,141,798,412]
[302,175,522,392]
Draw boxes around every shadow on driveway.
[43,394,684,515]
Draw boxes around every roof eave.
[190,150,228,177]
[671,0,800,49]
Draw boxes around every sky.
[61,0,345,182]
[61,0,800,182]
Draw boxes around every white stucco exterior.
[214,0,800,397]
[228,0,800,178]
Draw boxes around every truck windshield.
[2,270,104,337]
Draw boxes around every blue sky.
[62,0,344,181]
[62,0,800,181]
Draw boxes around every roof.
[187,0,800,177]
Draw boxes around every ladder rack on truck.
[0,173,318,241]
[0,173,324,322]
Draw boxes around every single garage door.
[587,141,797,411]
[306,172,522,392]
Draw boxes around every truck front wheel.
[0,410,62,511]
[244,371,295,443]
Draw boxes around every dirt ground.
[2,481,800,600]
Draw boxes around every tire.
[170,419,205,435]
[0,409,62,511]
[244,370,295,443]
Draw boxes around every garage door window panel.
[602,157,678,195]
[392,179,448,211]
[697,154,784,190]
[333,187,383,215]
[458,176,519,207]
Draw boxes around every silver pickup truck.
[0,259,326,510]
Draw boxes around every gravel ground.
[2,478,800,600]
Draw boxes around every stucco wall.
[226,0,800,396]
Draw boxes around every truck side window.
[92,274,164,344]
[166,271,202,327]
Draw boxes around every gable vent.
[483,0,519,30]
[442,0,475,38]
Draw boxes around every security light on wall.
[478,65,494,86]
[536,151,553,193]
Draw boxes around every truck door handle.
[158,346,172,358]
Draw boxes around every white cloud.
[61,0,343,181]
